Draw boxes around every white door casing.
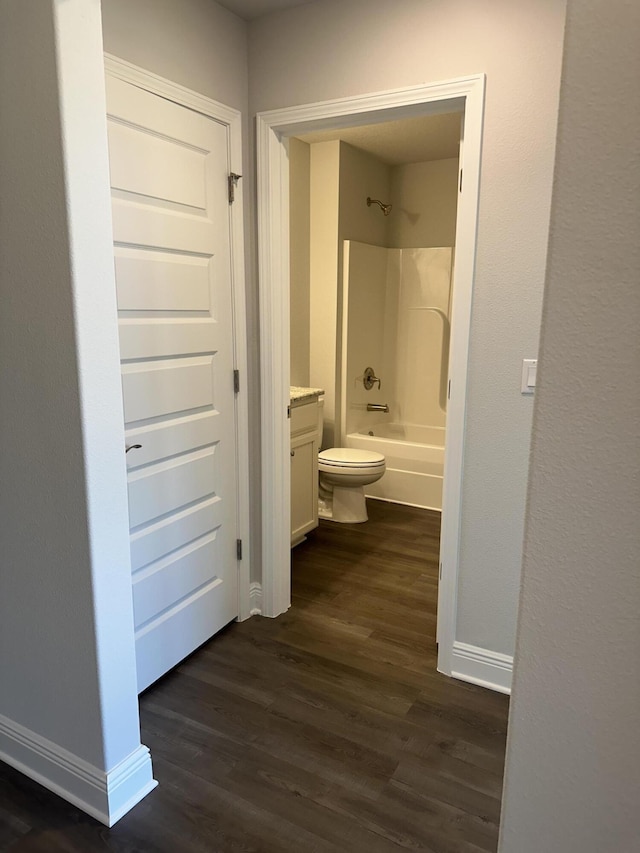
[105,57,250,692]
[256,75,485,683]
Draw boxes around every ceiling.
[215,0,316,20]
[296,112,463,166]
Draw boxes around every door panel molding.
[105,54,251,628]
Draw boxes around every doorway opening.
[257,75,485,681]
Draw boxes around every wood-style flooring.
[0,501,509,852]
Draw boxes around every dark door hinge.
[236,539,243,560]
[287,404,291,419]
[448,379,451,400]
[228,172,242,204]
[233,369,240,394]
[459,168,463,193]
[439,562,443,580]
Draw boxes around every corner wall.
[250,0,567,664]
[0,0,154,824]
[499,0,640,848]
[309,141,341,446]
[389,158,459,249]
[308,140,391,448]
[289,137,311,386]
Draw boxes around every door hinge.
[448,379,451,400]
[459,168,463,193]
[439,562,443,580]
[233,369,240,394]
[236,539,243,560]
[287,404,291,419]
[228,172,242,204]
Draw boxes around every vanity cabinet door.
[291,433,318,545]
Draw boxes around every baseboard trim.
[249,581,263,616]
[449,642,513,694]
[0,714,156,826]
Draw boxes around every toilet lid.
[319,448,384,467]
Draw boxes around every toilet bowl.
[318,448,386,523]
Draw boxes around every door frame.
[104,54,252,622]
[256,74,485,677]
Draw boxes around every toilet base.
[318,484,369,524]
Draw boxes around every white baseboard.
[0,713,157,826]
[449,642,513,694]
[249,581,263,616]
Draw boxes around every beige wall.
[338,142,391,247]
[499,0,640,849]
[308,141,340,446]
[289,137,311,386]
[250,0,567,659]
[389,158,459,249]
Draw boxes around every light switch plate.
[521,359,537,394]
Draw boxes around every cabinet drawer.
[290,400,318,436]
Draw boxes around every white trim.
[249,582,263,616]
[435,77,485,674]
[256,73,485,677]
[103,54,239,125]
[257,119,292,617]
[104,54,252,623]
[0,714,156,827]
[450,642,513,695]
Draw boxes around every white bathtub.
[346,422,445,511]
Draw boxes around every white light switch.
[521,359,537,394]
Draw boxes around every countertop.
[290,385,324,405]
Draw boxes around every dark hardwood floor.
[0,501,509,852]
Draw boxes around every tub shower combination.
[340,241,453,512]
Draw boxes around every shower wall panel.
[395,247,452,429]
[342,241,453,441]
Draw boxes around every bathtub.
[346,422,445,511]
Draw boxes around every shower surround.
[341,241,453,510]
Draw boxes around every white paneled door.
[106,75,239,692]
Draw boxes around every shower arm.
[366,196,392,216]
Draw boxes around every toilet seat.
[319,448,384,468]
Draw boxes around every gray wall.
[102,0,247,109]
[499,0,640,848]
[249,0,567,659]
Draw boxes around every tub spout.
[367,403,389,413]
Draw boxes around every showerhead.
[367,196,392,216]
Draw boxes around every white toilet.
[318,447,386,523]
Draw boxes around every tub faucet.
[367,403,389,413]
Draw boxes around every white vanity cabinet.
[290,391,322,546]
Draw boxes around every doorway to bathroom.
[256,75,484,680]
